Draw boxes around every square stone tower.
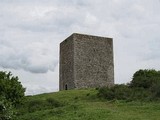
[59,33,114,90]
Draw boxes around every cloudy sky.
[1,0,160,95]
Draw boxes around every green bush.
[98,69,160,101]
[98,87,113,100]
[130,69,160,89]
[130,88,150,101]
[0,97,16,120]
[98,85,131,100]
[113,85,131,100]
[97,85,151,101]
[0,71,25,119]
[0,71,25,106]
[150,80,160,99]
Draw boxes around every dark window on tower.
[65,84,68,90]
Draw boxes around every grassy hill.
[16,89,160,120]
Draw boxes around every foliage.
[15,89,160,120]
[0,97,16,120]
[130,69,160,100]
[2,68,159,119]
[0,71,25,120]
[150,80,160,99]
[0,71,25,106]
[97,85,150,101]
[98,85,131,100]
[98,69,160,101]
[130,69,160,89]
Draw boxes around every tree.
[130,69,159,89]
[130,69,160,100]
[0,97,15,120]
[98,69,160,101]
[0,71,25,106]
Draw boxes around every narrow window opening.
[65,84,68,90]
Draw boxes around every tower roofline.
[71,33,113,40]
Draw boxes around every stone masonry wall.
[59,35,75,90]
[59,33,114,90]
[73,33,114,88]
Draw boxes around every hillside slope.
[16,89,160,120]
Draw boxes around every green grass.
[15,89,160,120]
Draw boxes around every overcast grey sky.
[0,0,160,95]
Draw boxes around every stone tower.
[59,33,114,90]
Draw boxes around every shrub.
[112,85,131,100]
[0,97,16,120]
[130,69,160,100]
[0,71,25,106]
[98,69,160,101]
[98,84,132,100]
[130,87,150,101]
[150,80,160,99]
[98,85,152,101]
[130,69,159,89]
[98,87,114,100]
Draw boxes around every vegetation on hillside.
[0,71,25,120]
[15,89,160,120]
[15,69,160,120]
[98,69,160,101]
[1,69,160,120]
